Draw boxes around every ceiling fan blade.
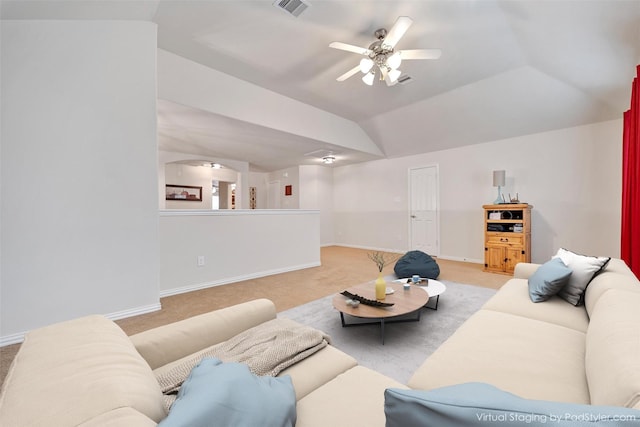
[400,49,442,60]
[336,65,361,82]
[383,16,413,48]
[329,41,372,56]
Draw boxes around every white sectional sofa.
[408,258,640,410]
[0,299,406,427]
[1,257,640,426]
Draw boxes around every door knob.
[411,215,417,218]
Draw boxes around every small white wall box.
[489,212,501,220]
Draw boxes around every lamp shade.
[359,58,374,74]
[362,71,375,86]
[388,69,401,83]
[387,51,402,70]
[493,170,505,187]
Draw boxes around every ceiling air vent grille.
[397,74,413,85]
[273,0,310,17]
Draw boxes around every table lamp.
[493,170,505,204]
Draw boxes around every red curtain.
[622,64,640,277]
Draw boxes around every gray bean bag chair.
[394,250,440,279]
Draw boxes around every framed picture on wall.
[166,184,202,201]
[285,185,292,196]
[250,187,257,209]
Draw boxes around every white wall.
[268,167,300,209]
[300,165,334,246]
[159,210,320,296]
[333,119,622,263]
[1,21,160,343]
[263,165,334,245]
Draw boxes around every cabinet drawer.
[486,234,523,245]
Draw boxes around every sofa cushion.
[154,341,358,403]
[408,309,590,404]
[384,383,640,427]
[0,315,166,427]
[277,344,358,400]
[586,290,640,408]
[527,258,572,302]
[394,250,440,279]
[482,279,589,332]
[295,366,407,427]
[78,408,157,427]
[159,358,296,427]
[552,248,610,306]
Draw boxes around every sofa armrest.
[513,263,540,279]
[130,299,277,370]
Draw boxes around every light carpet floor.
[279,280,496,385]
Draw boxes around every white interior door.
[409,166,440,256]
[267,180,281,209]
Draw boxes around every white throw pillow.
[552,248,610,306]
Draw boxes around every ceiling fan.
[329,16,441,87]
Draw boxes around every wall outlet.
[197,255,205,266]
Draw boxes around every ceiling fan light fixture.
[362,71,375,86]
[322,156,336,164]
[388,68,401,83]
[359,57,374,73]
[387,51,402,69]
[331,16,441,87]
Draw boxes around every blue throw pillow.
[385,383,640,427]
[159,358,296,427]
[528,257,573,302]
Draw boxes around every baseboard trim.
[0,302,162,347]
[159,262,322,298]
[335,244,406,254]
[105,303,162,322]
[437,255,483,264]
[0,332,26,347]
[333,245,483,264]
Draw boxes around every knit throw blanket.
[155,318,330,410]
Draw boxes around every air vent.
[273,0,310,17]
[397,75,413,85]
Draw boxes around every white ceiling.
[3,0,639,171]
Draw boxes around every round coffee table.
[393,278,446,310]
[421,279,446,310]
[332,281,429,344]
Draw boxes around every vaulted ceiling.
[3,0,639,171]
